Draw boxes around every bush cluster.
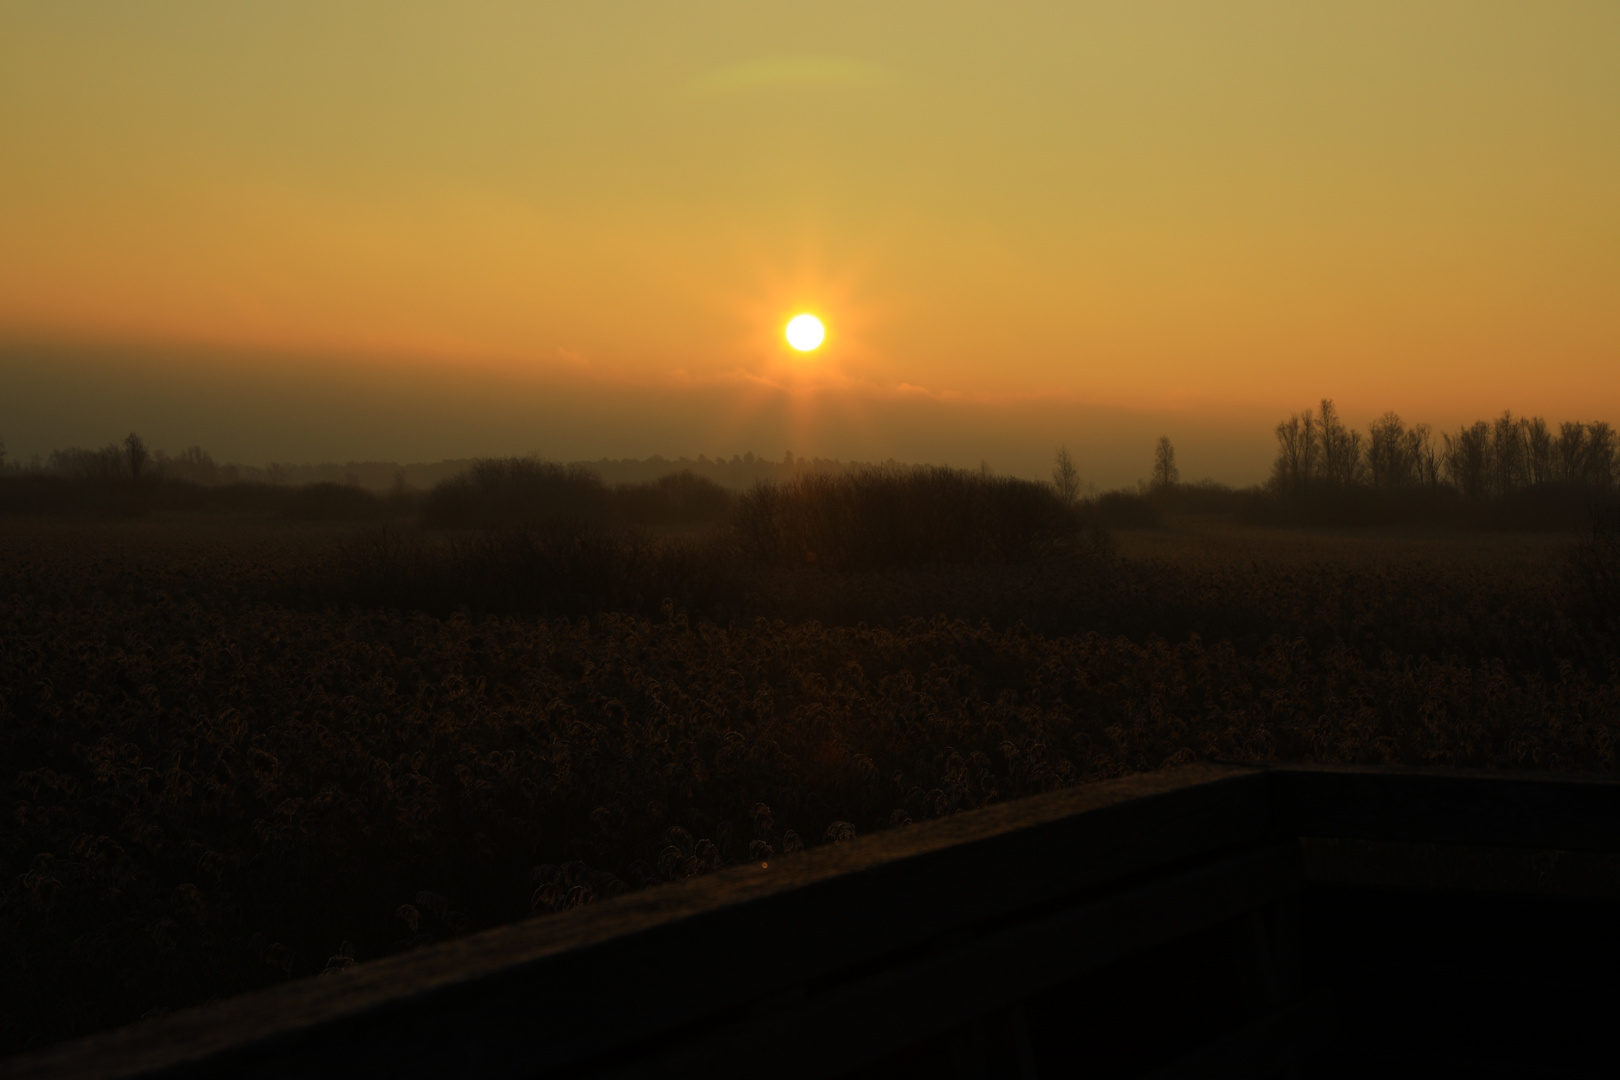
[419,460,733,530]
[0,459,736,531]
[733,467,1103,570]
[308,465,1108,625]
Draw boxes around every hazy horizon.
[11,338,1617,491]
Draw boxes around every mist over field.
[10,342,1619,496]
[0,341,1290,490]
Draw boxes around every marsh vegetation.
[1,436,1617,1054]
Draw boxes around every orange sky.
[2,3,1617,485]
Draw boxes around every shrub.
[421,460,608,530]
[610,471,735,526]
[1090,491,1161,529]
[732,466,1100,570]
[421,461,733,531]
[280,483,386,522]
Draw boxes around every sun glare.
[785,314,824,352]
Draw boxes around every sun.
[785,313,825,352]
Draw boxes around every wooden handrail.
[1270,763,1620,852]
[3,763,1615,1080]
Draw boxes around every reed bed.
[0,514,1614,1053]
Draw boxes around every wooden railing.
[5,763,1618,1079]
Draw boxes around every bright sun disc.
[785,314,824,351]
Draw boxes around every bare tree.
[1367,413,1404,488]
[1367,412,1433,489]
[1271,410,1319,494]
[1525,417,1553,486]
[1051,447,1082,505]
[1588,422,1617,489]
[1491,411,1527,496]
[51,444,124,481]
[166,446,221,485]
[124,432,150,484]
[1551,421,1619,488]
[1151,436,1179,491]
[1317,399,1364,486]
[1368,413,1441,490]
[1443,421,1492,499]
[1556,422,1589,485]
[1413,423,1439,488]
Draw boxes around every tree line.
[1270,400,1616,498]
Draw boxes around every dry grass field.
[2,512,1615,1053]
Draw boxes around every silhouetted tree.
[1490,411,1527,496]
[1415,423,1440,488]
[1151,436,1179,490]
[1555,422,1588,485]
[1550,421,1618,488]
[50,444,124,481]
[1271,410,1319,494]
[124,433,150,484]
[1367,413,1406,488]
[1271,399,1363,494]
[1051,447,1082,505]
[1525,416,1553,486]
[1317,399,1364,486]
[1588,422,1618,489]
[165,446,221,484]
[1366,412,1432,489]
[1443,421,1492,499]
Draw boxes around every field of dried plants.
[2,514,1616,1054]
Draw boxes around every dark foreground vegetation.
[2,440,1619,1055]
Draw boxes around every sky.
[2,2,1618,486]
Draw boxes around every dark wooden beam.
[1,764,1267,1080]
[1270,764,1620,853]
[1144,990,1339,1079]
[609,843,1304,1079]
[7,763,1617,1080]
